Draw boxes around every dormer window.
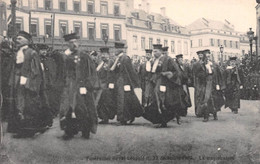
[148,15,154,21]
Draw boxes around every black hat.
[162,47,169,52]
[145,49,153,53]
[17,31,32,41]
[203,49,211,54]
[176,54,183,59]
[36,44,49,50]
[115,42,125,49]
[89,51,98,56]
[63,32,79,42]
[153,44,162,50]
[196,50,203,54]
[100,47,109,53]
[229,56,237,60]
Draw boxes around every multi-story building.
[2,0,130,52]
[125,0,190,59]
[187,18,241,62]
[239,34,251,57]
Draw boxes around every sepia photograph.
[0,0,259,163]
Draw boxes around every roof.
[186,18,235,32]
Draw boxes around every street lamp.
[247,28,254,62]
[10,0,17,37]
[220,45,224,64]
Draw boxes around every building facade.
[125,1,190,59]
[187,18,241,62]
[2,0,130,52]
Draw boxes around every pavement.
[0,88,260,164]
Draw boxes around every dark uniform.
[143,44,182,127]
[110,42,143,125]
[223,57,243,114]
[59,33,98,139]
[96,47,117,124]
[7,31,52,137]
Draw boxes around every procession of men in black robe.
[0,31,245,140]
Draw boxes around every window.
[101,24,109,40]
[60,1,66,12]
[199,39,202,46]
[74,1,80,12]
[45,0,51,10]
[235,41,239,49]
[45,23,52,37]
[87,0,94,14]
[224,40,227,47]
[217,39,220,46]
[114,3,120,16]
[74,21,82,37]
[230,41,232,48]
[133,35,138,50]
[177,40,182,54]
[242,50,245,55]
[30,19,38,37]
[101,1,108,15]
[88,23,95,40]
[114,25,121,41]
[141,37,145,50]
[15,23,22,32]
[171,41,175,53]
[184,41,188,55]
[210,38,214,46]
[59,21,68,37]
[149,38,153,49]
[156,38,160,44]
[164,40,168,47]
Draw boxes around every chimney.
[160,7,166,17]
[147,3,150,14]
[138,4,142,10]
[141,0,147,11]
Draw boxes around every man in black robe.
[175,54,192,117]
[59,33,98,140]
[8,31,52,137]
[110,42,143,125]
[139,49,153,107]
[223,57,243,114]
[143,44,182,127]
[96,47,117,124]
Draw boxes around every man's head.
[63,33,79,51]
[196,50,205,61]
[203,49,211,61]
[100,47,109,62]
[115,42,125,56]
[229,57,237,67]
[153,44,162,59]
[145,49,152,61]
[15,31,31,48]
[36,44,49,56]
[176,54,183,65]
[162,47,169,56]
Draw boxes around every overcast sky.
[134,0,257,33]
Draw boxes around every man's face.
[68,39,79,51]
[153,49,161,58]
[101,52,109,62]
[230,60,236,67]
[146,53,152,60]
[198,53,204,60]
[39,49,47,56]
[15,35,29,48]
[206,53,211,61]
[177,57,183,65]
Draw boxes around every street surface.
[0,88,260,164]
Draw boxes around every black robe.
[112,54,143,123]
[7,46,52,133]
[59,49,98,135]
[96,59,117,121]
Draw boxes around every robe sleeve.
[122,56,140,88]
